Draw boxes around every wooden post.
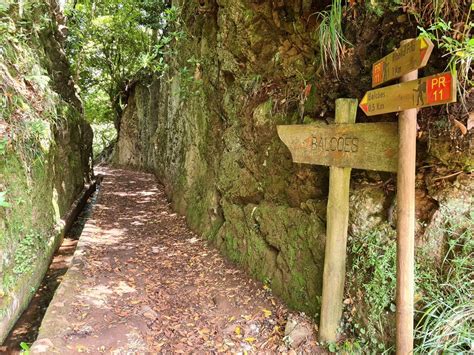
[396,39,417,354]
[319,98,357,342]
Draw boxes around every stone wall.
[0,1,92,342]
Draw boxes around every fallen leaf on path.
[452,118,467,135]
[199,327,210,335]
[76,345,88,352]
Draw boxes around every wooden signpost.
[278,99,397,343]
[360,72,456,116]
[394,57,417,355]
[372,38,434,87]
[363,40,457,354]
[277,37,457,354]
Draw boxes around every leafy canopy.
[65,0,178,124]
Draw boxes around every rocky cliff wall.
[114,0,473,346]
[0,1,92,342]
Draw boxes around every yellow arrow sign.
[372,38,434,87]
[361,72,457,116]
[277,122,398,172]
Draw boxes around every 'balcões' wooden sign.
[277,122,398,172]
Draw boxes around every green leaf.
[0,2,10,12]
[0,191,11,208]
[20,342,30,354]
[328,342,337,352]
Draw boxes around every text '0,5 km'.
[360,72,457,116]
[277,122,398,172]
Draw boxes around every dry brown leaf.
[199,327,210,335]
[452,118,468,135]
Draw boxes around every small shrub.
[418,16,473,106]
[345,224,397,351]
[415,213,473,353]
[13,232,45,275]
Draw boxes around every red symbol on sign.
[372,62,384,87]
[427,73,452,104]
[420,48,427,62]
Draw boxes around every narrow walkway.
[32,168,320,353]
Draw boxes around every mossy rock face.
[214,200,325,314]
[0,1,92,342]
[0,103,89,343]
[429,138,473,172]
[349,184,389,236]
[113,91,141,168]
[253,203,326,313]
[422,174,474,262]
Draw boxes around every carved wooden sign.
[372,37,434,87]
[360,72,457,116]
[277,122,398,172]
[278,99,398,342]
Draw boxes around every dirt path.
[31,167,321,354]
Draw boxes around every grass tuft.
[316,0,350,76]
